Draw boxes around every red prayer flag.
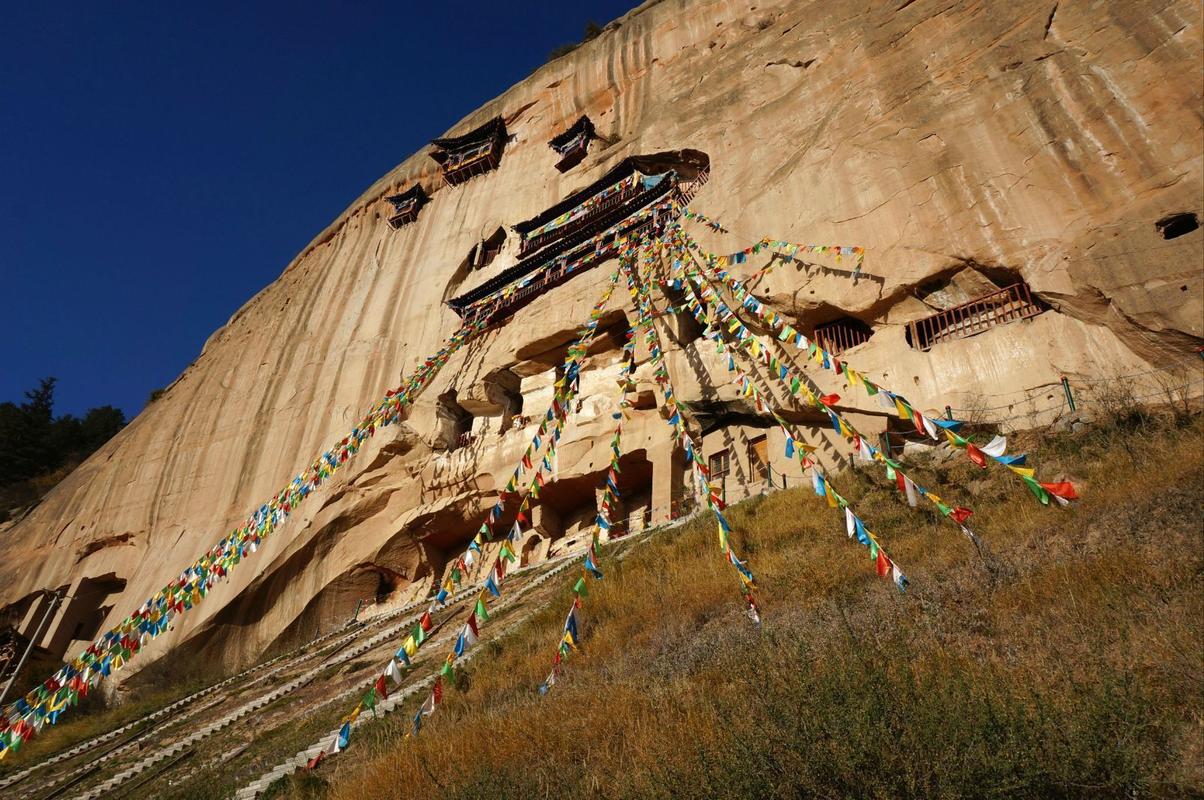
[374,674,388,701]
[950,506,974,524]
[966,444,987,468]
[876,550,890,577]
[913,411,926,437]
[420,611,433,632]
[305,751,325,770]
[433,677,443,705]
[1040,481,1079,500]
[819,393,840,407]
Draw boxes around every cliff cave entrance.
[43,573,127,656]
[1156,212,1199,240]
[813,316,873,355]
[906,280,1046,351]
[519,533,544,567]
[436,391,476,451]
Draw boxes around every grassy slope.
[270,415,1204,800]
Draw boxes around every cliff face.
[2,0,1200,674]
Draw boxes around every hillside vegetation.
[261,411,1203,800]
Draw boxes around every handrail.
[520,184,648,256]
[907,283,1045,351]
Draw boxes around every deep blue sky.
[0,1,637,419]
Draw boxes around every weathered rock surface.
[2,0,1200,675]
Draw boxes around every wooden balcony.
[554,138,590,172]
[387,201,421,229]
[384,185,428,230]
[465,214,664,327]
[440,142,503,186]
[519,183,648,257]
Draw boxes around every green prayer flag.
[1022,475,1050,505]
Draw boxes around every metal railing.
[907,283,1045,351]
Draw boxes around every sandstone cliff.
[2,0,1200,677]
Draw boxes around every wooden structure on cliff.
[384,185,429,229]
[447,150,710,326]
[430,117,508,186]
[548,115,596,173]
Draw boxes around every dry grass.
[12,414,1202,799]
[251,413,1204,800]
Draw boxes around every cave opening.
[1156,212,1199,240]
[435,391,476,451]
[474,227,508,270]
[906,278,1047,351]
[812,316,873,355]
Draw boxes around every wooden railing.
[441,142,502,186]
[459,169,707,326]
[907,283,1045,351]
[814,318,872,355]
[386,202,420,230]
[520,184,646,256]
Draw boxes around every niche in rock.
[905,273,1046,351]
[1155,212,1199,240]
[45,573,128,656]
[812,316,873,355]
[479,368,524,430]
[435,391,475,451]
[660,281,704,344]
[472,227,508,270]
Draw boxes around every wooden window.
[708,449,730,479]
[748,436,769,480]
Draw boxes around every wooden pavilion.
[384,185,429,229]
[548,115,597,173]
[429,117,508,186]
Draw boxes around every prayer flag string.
[0,316,491,756]
[666,247,983,550]
[672,221,1076,508]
